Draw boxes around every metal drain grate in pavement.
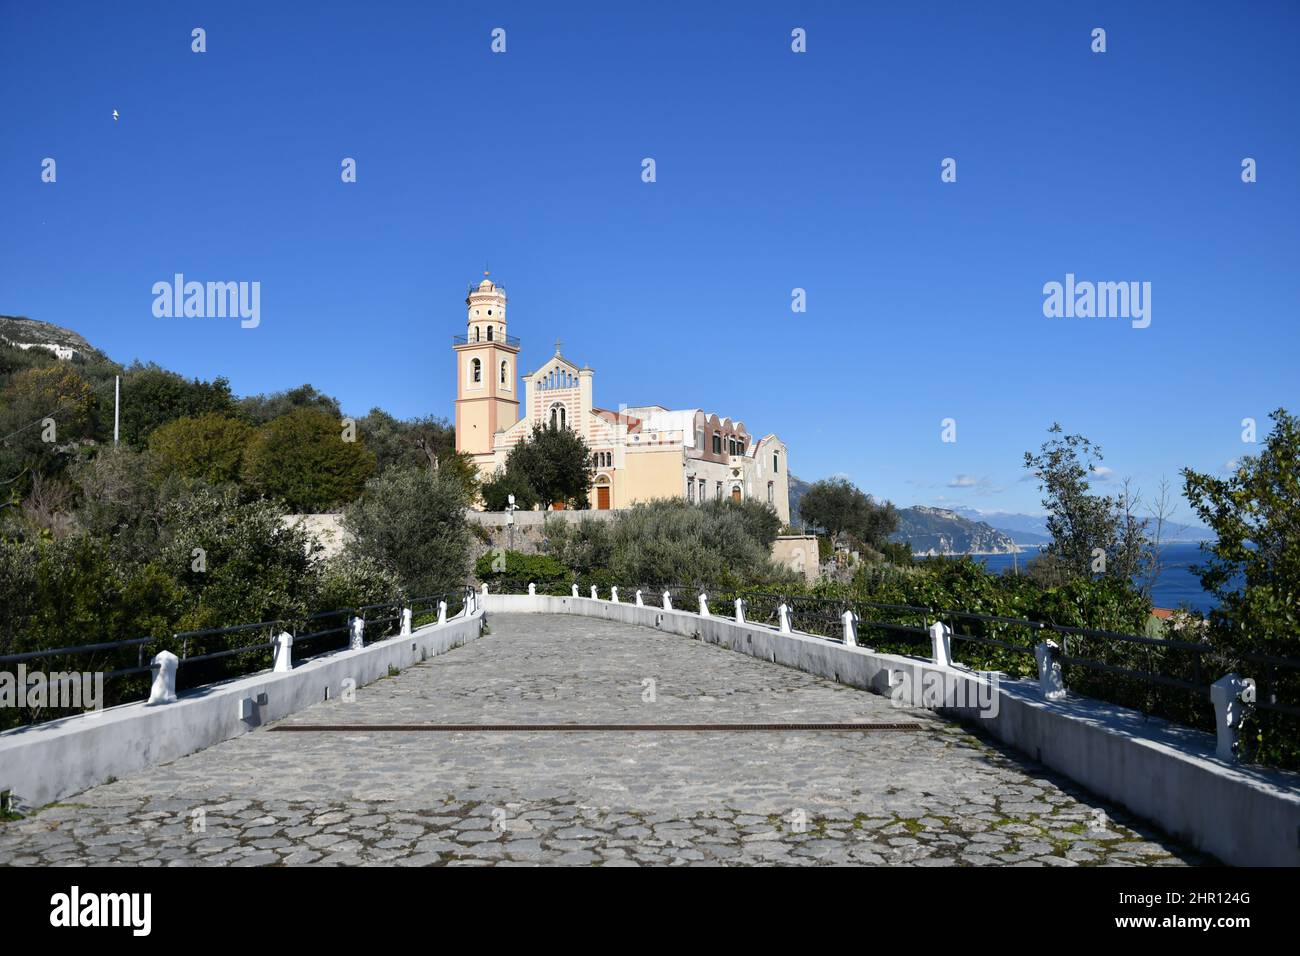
[268,722,925,733]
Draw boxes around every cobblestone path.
[0,614,1206,866]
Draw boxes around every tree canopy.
[796,477,898,549]
[147,412,254,485]
[343,465,472,597]
[1024,425,1151,584]
[241,408,375,512]
[482,424,592,510]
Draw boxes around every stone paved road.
[0,613,1207,866]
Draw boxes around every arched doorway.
[594,475,612,510]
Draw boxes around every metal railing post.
[1210,673,1256,761]
[842,610,859,647]
[148,650,178,704]
[1035,639,1065,700]
[273,631,294,672]
[930,621,953,668]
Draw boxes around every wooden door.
[597,486,611,510]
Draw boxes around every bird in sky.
[112,109,119,121]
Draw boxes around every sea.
[921,541,1220,614]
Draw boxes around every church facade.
[453,274,790,522]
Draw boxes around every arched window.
[549,403,566,430]
[500,360,508,385]
[473,327,480,342]
[471,358,481,383]
[487,326,494,341]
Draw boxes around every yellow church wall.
[620,448,684,505]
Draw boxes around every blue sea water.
[932,542,1220,614]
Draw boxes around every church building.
[453,274,790,522]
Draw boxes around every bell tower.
[453,271,520,473]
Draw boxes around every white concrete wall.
[0,610,485,811]
[483,592,1300,867]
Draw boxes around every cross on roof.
[554,338,563,354]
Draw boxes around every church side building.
[452,274,790,523]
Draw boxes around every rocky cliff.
[891,505,1021,555]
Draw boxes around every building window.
[500,360,508,385]
[688,480,695,502]
[471,358,481,383]
[767,481,774,504]
[473,327,480,342]
[712,433,722,455]
[487,326,494,341]
[549,403,566,430]
[715,481,722,500]
[773,452,780,473]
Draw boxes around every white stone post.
[778,603,792,634]
[842,610,858,647]
[662,591,673,611]
[1210,673,1256,761]
[571,583,579,598]
[481,582,489,596]
[273,632,293,672]
[437,601,447,625]
[528,582,536,596]
[611,586,620,603]
[591,585,599,600]
[698,593,710,616]
[400,608,412,637]
[349,616,365,650]
[930,621,953,668]
[1035,640,1065,700]
[734,598,746,625]
[148,650,178,704]
[635,589,644,607]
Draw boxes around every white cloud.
[1090,465,1114,482]
[948,474,978,488]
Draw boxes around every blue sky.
[2,1,1296,519]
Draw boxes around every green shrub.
[474,549,569,584]
[343,466,470,598]
[542,499,787,587]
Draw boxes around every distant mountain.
[0,315,102,358]
[787,473,812,526]
[891,506,1021,555]
[949,507,1051,545]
